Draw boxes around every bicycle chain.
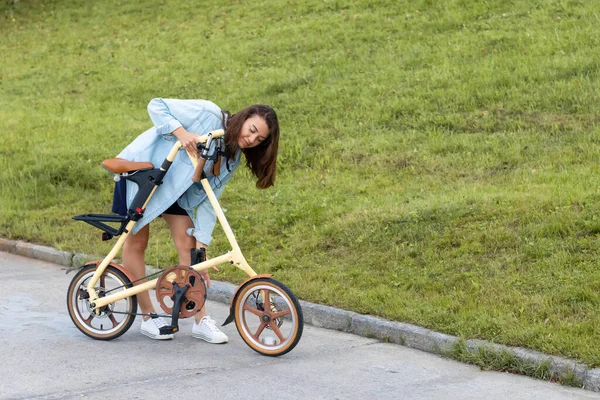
[109,310,172,318]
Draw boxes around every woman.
[113,98,279,342]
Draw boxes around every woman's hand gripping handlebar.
[186,129,225,182]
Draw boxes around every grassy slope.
[2,0,600,365]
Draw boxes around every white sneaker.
[192,316,228,344]
[140,317,174,340]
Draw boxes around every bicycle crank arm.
[163,283,190,334]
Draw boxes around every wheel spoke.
[243,303,264,317]
[109,313,119,328]
[99,274,105,289]
[262,290,271,310]
[269,321,286,342]
[272,309,291,319]
[253,321,268,341]
[84,314,94,325]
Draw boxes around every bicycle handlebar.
[194,129,225,144]
[186,129,224,182]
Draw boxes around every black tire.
[233,278,303,356]
[67,264,137,340]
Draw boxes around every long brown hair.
[222,105,279,189]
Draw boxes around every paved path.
[0,252,598,400]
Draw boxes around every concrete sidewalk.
[1,238,599,391]
[1,251,599,399]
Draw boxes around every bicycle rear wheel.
[67,264,137,340]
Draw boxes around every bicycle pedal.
[159,325,179,335]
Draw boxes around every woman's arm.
[148,98,214,155]
[147,98,209,133]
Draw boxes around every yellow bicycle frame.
[85,129,257,312]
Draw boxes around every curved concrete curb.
[2,237,598,391]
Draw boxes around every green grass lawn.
[2,0,600,367]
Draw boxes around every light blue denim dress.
[116,98,241,245]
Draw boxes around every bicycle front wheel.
[233,278,303,356]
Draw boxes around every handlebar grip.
[212,155,222,177]
[192,157,207,182]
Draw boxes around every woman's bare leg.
[162,213,207,323]
[122,224,155,319]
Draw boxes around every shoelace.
[152,318,168,328]
[202,317,219,332]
